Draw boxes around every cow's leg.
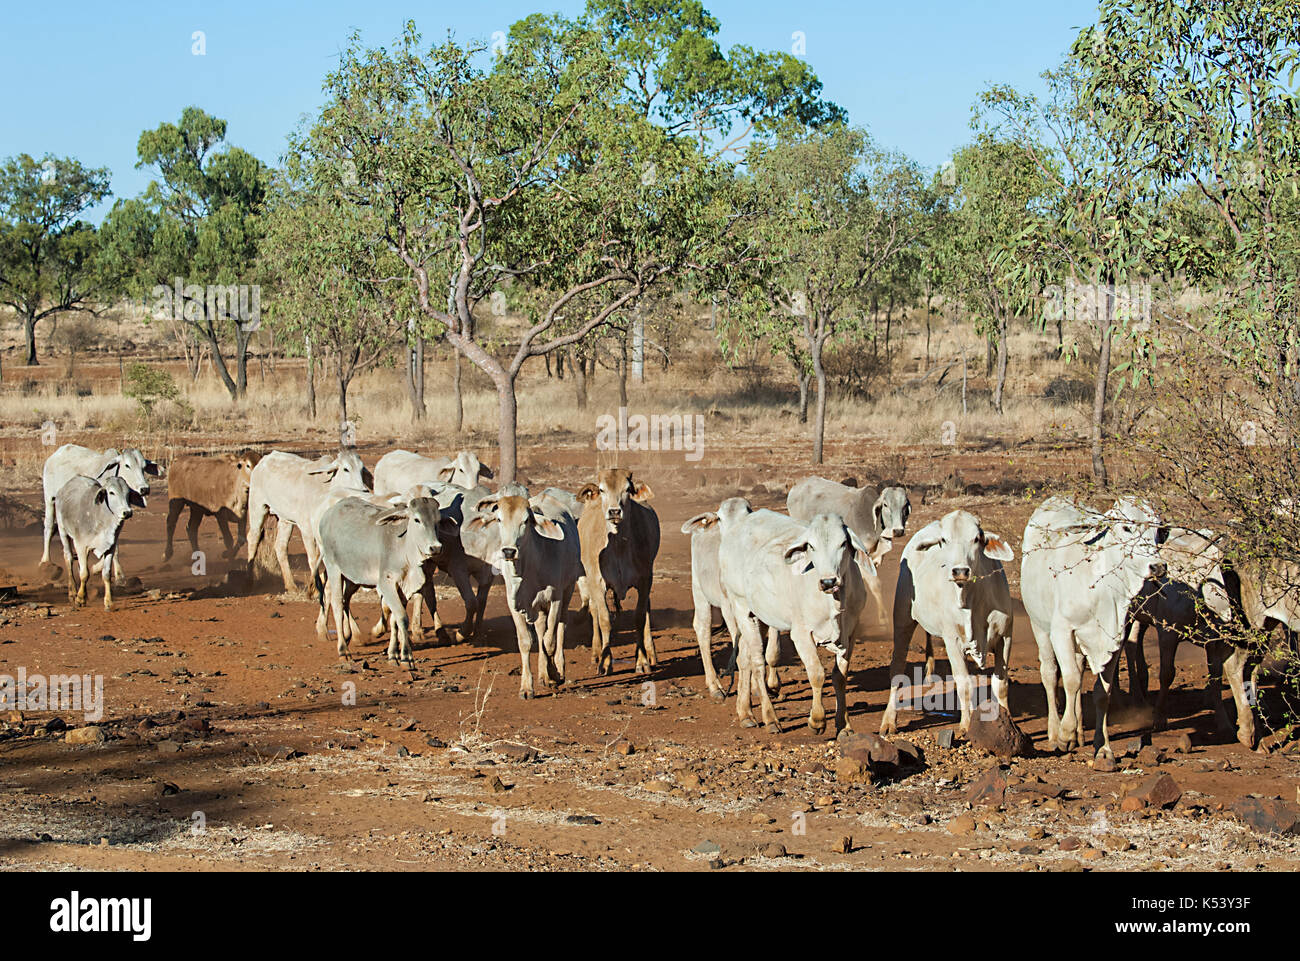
[1204,638,1232,734]
[301,531,321,600]
[1053,623,1083,753]
[75,544,92,607]
[272,521,297,593]
[880,610,918,736]
[740,612,778,730]
[185,508,203,562]
[235,510,248,560]
[1091,652,1120,759]
[470,569,493,639]
[1220,643,1256,748]
[732,607,760,728]
[1124,616,1149,702]
[381,581,414,667]
[947,638,976,735]
[1031,619,1063,751]
[163,499,184,564]
[216,511,237,558]
[831,639,853,733]
[512,608,537,698]
[442,556,477,640]
[590,577,614,676]
[764,625,782,695]
[41,492,56,566]
[866,573,888,629]
[633,576,656,673]
[329,568,350,658]
[101,549,116,611]
[789,625,826,733]
[990,618,1013,714]
[554,584,574,685]
[692,587,725,700]
[60,534,77,605]
[1153,626,1178,731]
[923,633,937,681]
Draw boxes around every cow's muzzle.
[819,577,840,594]
[501,546,518,561]
[1147,561,1168,580]
[951,567,971,584]
[891,527,905,538]
[606,509,622,522]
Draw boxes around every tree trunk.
[306,341,317,420]
[338,372,350,442]
[618,334,629,409]
[23,313,38,366]
[235,327,251,399]
[811,348,828,465]
[406,336,426,423]
[631,308,644,382]
[885,293,894,382]
[797,366,811,424]
[992,315,1009,415]
[924,280,932,367]
[1091,288,1113,487]
[495,372,519,484]
[574,353,589,409]
[555,348,565,380]
[452,348,464,434]
[960,341,968,416]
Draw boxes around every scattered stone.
[1173,733,1193,754]
[1092,754,1118,773]
[965,764,1010,806]
[486,775,508,794]
[1132,773,1182,810]
[1051,859,1084,873]
[1120,796,1147,813]
[1113,735,1145,758]
[758,842,787,858]
[1136,746,1165,767]
[946,815,977,836]
[937,729,956,749]
[64,726,105,746]
[834,756,870,785]
[1229,798,1300,836]
[692,840,722,856]
[1058,836,1083,852]
[643,779,673,793]
[615,741,635,756]
[831,835,853,855]
[1080,847,1105,861]
[156,740,181,754]
[566,814,599,826]
[966,705,1033,758]
[1016,843,1042,855]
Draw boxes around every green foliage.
[123,362,180,414]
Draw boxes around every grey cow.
[373,449,493,495]
[717,505,871,733]
[42,444,160,578]
[55,474,145,610]
[316,496,451,668]
[787,475,908,624]
[465,490,584,698]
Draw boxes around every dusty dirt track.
[0,433,1298,872]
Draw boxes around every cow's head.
[784,513,874,605]
[910,510,1014,586]
[683,497,752,536]
[873,486,911,540]
[578,468,652,534]
[466,494,564,565]
[309,449,370,493]
[1104,497,1167,585]
[437,450,493,487]
[376,496,448,560]
[97,475,140,524]
[104,448,159,500]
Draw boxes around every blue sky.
[2,0,1100,221]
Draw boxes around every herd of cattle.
[32,442,1299,760]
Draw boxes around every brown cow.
[164,450,262,564]
[577,468,660,675]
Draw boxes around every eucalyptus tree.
[979,64,1163,485]
[730,125,926,464]
[944,135,1056,413]
[305,18,740,482]
[0,154,110,373]
[97,107,268,401]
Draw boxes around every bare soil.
[0,429,1297,872]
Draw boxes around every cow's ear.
[783,541,810,566]
[463,515,489,533]
[94,487,108,505]
[848,529,877,577]
[478,464,494,480]
[983,533,1014,562]
[680,512,718,534]
[533,513,564,540]
[873,498,885,531]
[436,464,456,482]
[145,460,163,477]
[1156,525,1170,545]
[870,536,892,566]
[577,484,600,502]
[477,495,501,515]
[306,461,336,476]
[128,490,147,508]
[631,482,654,502]
[913,533,943,552]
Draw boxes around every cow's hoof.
[518,690,533,701]
[709,689,726,702]
[808,719,826,735]
[740,717,757,729]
